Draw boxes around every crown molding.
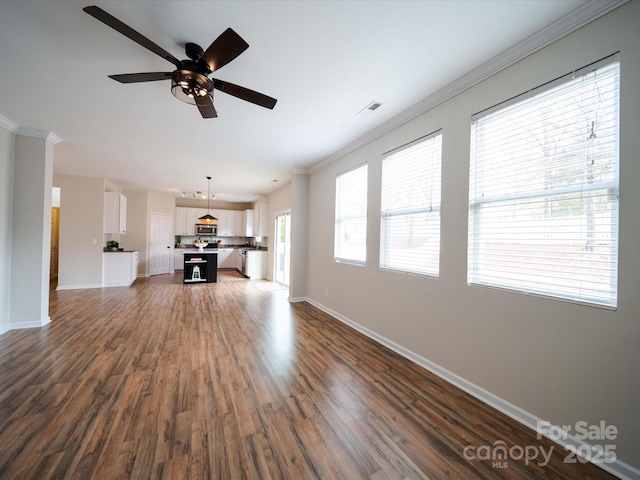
[309,0,628,174]
[16,127,63,144]
[0,114,63,144]
[0,114,20,133]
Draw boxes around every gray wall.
[305,3,640,470]
[266,181,292,281]
[54,174,105,289]
[0,127,15,333]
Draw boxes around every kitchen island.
[183,251,217,283]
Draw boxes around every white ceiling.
[0,0,617,203]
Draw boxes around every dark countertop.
[176,246,264,251]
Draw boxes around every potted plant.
[106,240,119,251]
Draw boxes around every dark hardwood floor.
[0,274,616,479]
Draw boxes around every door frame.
[274,210,291,287]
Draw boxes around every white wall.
[0,127,15,333]
[54,174,105,289]
[305,2,640,472]
[11,135,53,327]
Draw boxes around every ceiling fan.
[83,5,277,118]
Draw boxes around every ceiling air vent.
[356,100,384,117]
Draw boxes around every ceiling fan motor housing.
[185,42,205,63]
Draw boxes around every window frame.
[334,163,368,266]
[468,54,620,309]
[380,131,443,277]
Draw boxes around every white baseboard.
[56,283,103,290]
[3,316,51,334]
[304,297,639,480]
[0,324,10,336]
[102,281,134,287]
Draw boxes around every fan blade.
[83,6,181,68]
[109,72,173,83]
[212,79,277,109]
[195,95,218,118]
[200,28,249,73]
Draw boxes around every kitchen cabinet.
[215,210,243,236]
[215,209,228,236]
[176,207,247,237]
[246,250,268,279]
[228,211,243,236]
[104,192,127,234]
[174,250,185,270]
[175,207,199,236]
[103,251,138,286]
[243,210,254,237]
[253,203,269,237]
[217,248,234,268]
[232,249,243,270]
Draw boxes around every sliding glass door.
[274,211,291,286]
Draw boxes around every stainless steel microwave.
[195,224,217,235]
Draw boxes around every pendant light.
[198,176,217,225]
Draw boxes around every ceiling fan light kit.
[171,70,212,105]
[83,5,277,119]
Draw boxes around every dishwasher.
[241,249,249,277]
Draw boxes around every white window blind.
[381,132,442,276]
[469,56,619,308]
[335,164,368,264]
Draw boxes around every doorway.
[274,211,291,287]
[50,207,59,281]
[149,212,172,276]
[50,187,61,284]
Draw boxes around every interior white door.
[149,213,172,276]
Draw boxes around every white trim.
[304,296,639,480]
[56,284,103,290]
[15,127,63,144]
[0,114,63,143]
[7,316,51,331]
[307,0,628,174]
[102,281,135,287]
[0,324,11,336]
[0,114,20,133]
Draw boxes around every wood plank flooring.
[0,274,617,479]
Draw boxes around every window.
[335,164,368,264]
[380,132,442,276]
[468,56,619,308]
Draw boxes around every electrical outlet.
[91,238,97,245]
[325,288,329,297]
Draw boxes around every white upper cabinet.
[253,203,269,237]
[243,209,254,237]
[104,192,127,234]
[215,209,228,236]
[228,210,243,236]
[175,207,250,237]
[175,207,199,236]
